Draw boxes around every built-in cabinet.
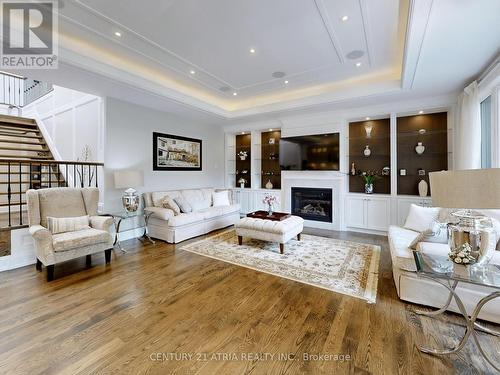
[345,194,390,231]
[232,189,281,215]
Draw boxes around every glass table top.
[104,211,147,219]
[413,251,500,290]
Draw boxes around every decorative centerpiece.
[448,210,496,267]
[265,179,273,189]
[360,170,381,194]
[238,150,248,160]
[238,178,246,188]
[263,194,279,216]
[363,145,371,157]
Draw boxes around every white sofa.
[388,224,500,324]
[143,188,240,243]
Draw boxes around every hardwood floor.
[0,228,498,374]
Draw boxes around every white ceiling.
[10,0,500,120]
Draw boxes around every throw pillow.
[174,197,192,213]
[47,215,90,234]
[212,190,230,207]
[190,199,210,211]
[404,204,441,233]
[409,221,448,250]
[162,196,181,215]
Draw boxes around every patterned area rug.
[180,230,381,303]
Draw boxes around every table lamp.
[114,170,144,212]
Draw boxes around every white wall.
[104,97,225,214]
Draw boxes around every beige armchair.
[26,187,114,281]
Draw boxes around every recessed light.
[241,132,245,134]
[419,110,424,114]
[114,31,122,37]
[284,80,289,84]
[365,117,370,120]
[189,70,196,75]
[269,128,273,131]
[249,48,256,54]
[233,92,238,96]
[341,15,349,21]
[355,62,362,67]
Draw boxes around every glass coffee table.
[413,251,500,371]
[104,211,155,252]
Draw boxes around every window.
[480,96,492,168]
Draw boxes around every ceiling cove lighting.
[341,15,349,21]
[114,31,122,37]
[355,62,362,67]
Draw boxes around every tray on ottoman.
[246,210,291,221]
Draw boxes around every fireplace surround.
[291,187,333,222]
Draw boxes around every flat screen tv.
[279,133,340,171]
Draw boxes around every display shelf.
[397,112,448,195]
[235,133,252,188]
[348,118,391,194]
[261,130,281,189]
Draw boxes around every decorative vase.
[415,142,425,155]
[267,203,273,216]
[240,182,245,188]
[363,145,371,157]
[351,162,356,176]
[449,210,497,266]
[265,179,273,189]
[239,156,246,161]
[418,179,428,197]
[364,183,373,194]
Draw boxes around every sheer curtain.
[455,81,481,169]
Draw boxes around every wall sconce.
[364,123,373,138]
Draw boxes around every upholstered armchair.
[26,187,114,281]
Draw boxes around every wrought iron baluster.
[65,164,68,187]
[18,162,22,226]
[95,165,98,187]
[7,162,11,227]
[80,164,84,187]
[48,163,51,187]
[88,164,91,187]
[73,164,76,188]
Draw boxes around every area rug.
[180,230,381,303]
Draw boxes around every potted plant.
[238,151,248,160]
[263,194,279,215]
[360,170,381,194]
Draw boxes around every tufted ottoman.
[234,215,304,254]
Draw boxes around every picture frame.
[153,132,202,171]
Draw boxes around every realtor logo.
[1,0,58,68]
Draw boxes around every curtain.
[455,81,481,169]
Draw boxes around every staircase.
[0,114,65,228]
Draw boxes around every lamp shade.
[114,170,144,189]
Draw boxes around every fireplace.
[291,187,333,223]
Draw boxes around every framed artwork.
[153,132,202,171]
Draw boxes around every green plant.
[359,170,381,185]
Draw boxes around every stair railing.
[0,159,104,228]
[0,71,53,108]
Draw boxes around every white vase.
[265,179,273,189]
[239,156,246,161]
[240,182,245,188]
[418,179,428,197]
[363,145,371,157]
[415,142,425,155]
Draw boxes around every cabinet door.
[239,191,253,214]
[346,197,366,228]
[366,198,390,231]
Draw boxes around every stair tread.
[0,114,37,125]
[0,145,48,151]
[0,139,46,145]
[0,124,40,133]
[0,154,53,160]
[0,131,43,139]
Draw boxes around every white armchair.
[26,187,114,281]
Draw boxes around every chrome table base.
[113,212,155,253]
[413,276,500,372]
